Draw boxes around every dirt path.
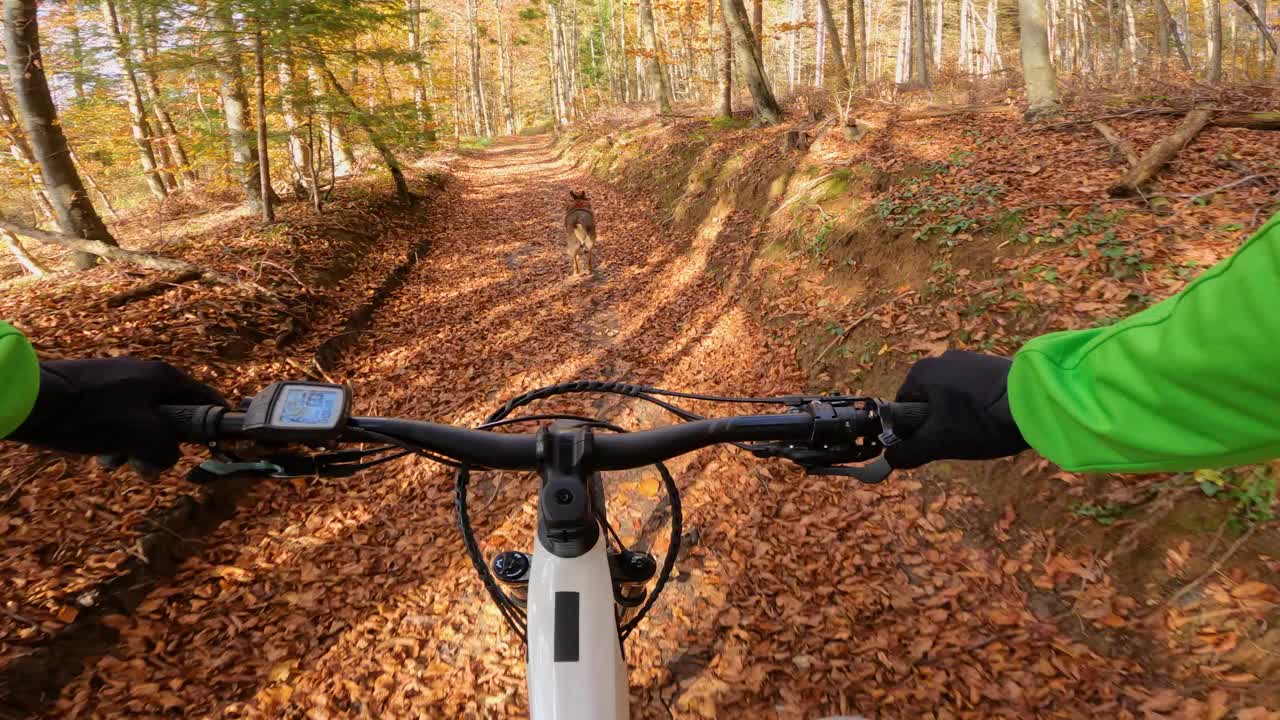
[49,137,1187,719]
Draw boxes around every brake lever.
[188,448,384,483]
[802,457,893,484]
[747,442,894,484]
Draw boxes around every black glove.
[8,358,225,474]
[884,350,1029,469]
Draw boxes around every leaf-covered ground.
[3,132,1272,718]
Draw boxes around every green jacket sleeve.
[1008,213,1280,473]
[0,321,40,439]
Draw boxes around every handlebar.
[160,400,928,473]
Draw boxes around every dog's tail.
[574,223,593,251]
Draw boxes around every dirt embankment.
[0,161,451,714]
[560,106,1280,709]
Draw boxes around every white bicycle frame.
[526,532,629,719]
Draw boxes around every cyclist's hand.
[884,350,1029,469]
[8,358,225,475]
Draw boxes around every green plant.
[807,221,836,258]
[1195,468,1278,527]
[709,116,749,131]
[1072,502,1125,526]
[1097,232,1153,279]
[459,136,494,149]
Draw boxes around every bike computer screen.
[272,386,344,428]
[242,381,352,443]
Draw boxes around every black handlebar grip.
[882,402,929,438]
[159,405,227,443]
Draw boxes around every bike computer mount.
[240,381,352,444]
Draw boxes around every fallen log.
[103,270,203,308]
[1107,109,1212,197]
[1210,112,1280,131]
[0,217,221,279]
[1092,121,1140,168]
[902,104,1017,120]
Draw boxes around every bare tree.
[3,0,117,270]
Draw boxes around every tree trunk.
[1206,0,1223,82]
[787,0,800,88]
[494,0,518,134]
[100,0,167,202]
[637,0,674,113]
[315,62,411,204]
[253,20,273,223]
[753,0,763,56]
[844,0,856,73]
[856,0,867,79]
[279,49,313,199]
[406,0,438,141]
[816,0,853,89]
[211,5,264,212]
[1156,0,1193,69]
[721,0,781,124]
[717,0,733,115]
[815,1,827,85]
[1019,0,1060,118]
[3,229,47,276]
[983,0,1002,72]
[67,21,86,103]
[307,66,355,176]
[911,0,929,84]
[3,0,116,269]
[934,0,944,67]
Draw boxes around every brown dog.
[564,190,597,276]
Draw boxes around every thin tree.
[494,0,517,134]
[721,0,781,124]
[637,0,674,113]
[406,0,438,140]
[100,0,167,202]
[3,0,117,269]
[716,0,732,116]
[313,59,412,204]
[253,17,273,223]
[211,3,264,212]
[279,49,315,201]
[1205,0,1224,81]
[816,0,854,89]
[0,77,54,221]
[1019,0,1060,119]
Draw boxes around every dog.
[564,190,597,276]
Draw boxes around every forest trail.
[51,137,1191,718]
